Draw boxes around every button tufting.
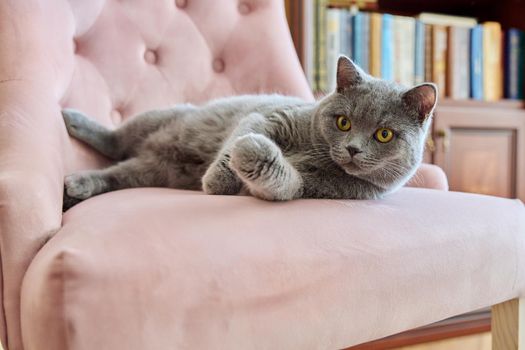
[73,39,78,54]
[238,2,251,15]
[111,109,123,124]
[175,0,187,8]
[144,49,158,64]
[212,58,225,73]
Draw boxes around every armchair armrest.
[407,163,449,191]
[0,2,76,348]
[0,82,66,350]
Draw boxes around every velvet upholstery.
[0,0,522,349]
[21,189,525,349]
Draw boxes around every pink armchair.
[0,1,523,349]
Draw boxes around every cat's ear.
[402,83,438,123]
[336,56,362,93]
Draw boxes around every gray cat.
[62,56,437,210]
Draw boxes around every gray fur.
[62,57,437,210]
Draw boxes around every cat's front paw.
[64,173,97,200]
[202,159,243,195]
[229,133,280,180]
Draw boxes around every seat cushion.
[21,188,525,350]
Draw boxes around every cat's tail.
[62,109,121,159]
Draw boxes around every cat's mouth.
[338,157,380,176]
[341,160,363,174]
[329,157,364,175]
[330,149,365,174]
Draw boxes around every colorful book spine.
[482,22,503,101]
[394,16,416,86]
[352,12,369,72]
[470,25,483,100]
[418,12,477,28]
[361,12,370,73]
[314,0,328,92]
[505,29,524,99]
[340,9,352,60]
[432,25,448,98]
[326,8,341,91]
[424,24,433,82]
[414,20,425,85]
[351,12,361,65]
[447,26,470,99]
[381,14,393,81]
[369,13,382,78]
[303,0,315,89]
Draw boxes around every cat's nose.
[346,145,362,157]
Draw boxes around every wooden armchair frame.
[492,298,524,350]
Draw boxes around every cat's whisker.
[407,171,425,187]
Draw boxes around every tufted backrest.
[0,1,311,349]
[62,0,313,171]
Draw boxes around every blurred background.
[283,1,525,349]
[284,0,525,207]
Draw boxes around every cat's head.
[313,56,438,191]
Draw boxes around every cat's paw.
[64,173,96,200]
[229,133,280,180]
[202,158,243,195]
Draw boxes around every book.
[369,12,382,78]
[470,25,484,100]
[424,24,433,82]
[329,0,376,7]
[362,13,370,73]
[314,0,328,92]
[447,26,471,99]
[352,12,370,72]
[326,8,341,91]
[394,16,416,86]
[340,9,353,60]
[505,29,524,99]
[432,25,448,98]
[414,20,425,85]
[482,22,503,101]
[381,14,393,81]
[418,12,477,28]
[303,0,315,89]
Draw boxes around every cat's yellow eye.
[375,128,394,143]
[336,116,351,131]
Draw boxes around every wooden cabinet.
[432,100,525,201]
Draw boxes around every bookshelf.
[289,0,525,67]
[285,0,525,203]
[285,0,525,348]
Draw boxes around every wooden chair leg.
[492,298,524,350]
